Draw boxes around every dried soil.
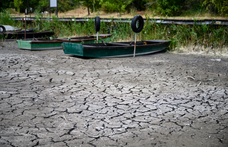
[0,41,228,147]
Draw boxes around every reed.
[0,11,15,26]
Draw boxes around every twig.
[198,87,205,93]
[186,76,195,80]
[197,81,201,87]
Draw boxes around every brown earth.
[0,41,228,147]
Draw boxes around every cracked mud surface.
[0,42,228,147]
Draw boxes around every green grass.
[1,11,228,54]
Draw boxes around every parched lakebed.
[0,42,228,147]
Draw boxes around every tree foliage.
[81,0,102,15]
[145,0,228,16]
[14,0,23,13]
[221,0,228,16]
[34,0,80,13]
[130,0,147,11]
[146,0,187,16]
[0,0,14,12]
[0,0,228,17]
[100,0,132,12]
[157,0,184,16]
[202,0,228,15]
[58,0,81,12]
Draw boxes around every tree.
[82,0,101,15]
[145,0,185,16]
[130,0,147,11]
[14,0,23,14]
[28,0,80,13]
[58,0,81,12]
[202,0,228,15]
[221,0,228,16]
[0,0,14,12]
[100,0,133,16]
[182,0,203,12]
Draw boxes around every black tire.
[0,25,6,33]
[131,15,144,33]
[95,16,100,32]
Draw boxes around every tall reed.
[0,11,15,26]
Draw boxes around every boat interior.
[83,40,164,47]
[57,36,95,41]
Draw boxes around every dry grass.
[10,6,228,20]
[57,6,146,18]
[57,6,228,20]
[173,45,228,57]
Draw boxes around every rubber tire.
[0,25,6,33]
[131,15,144,33]
[95,16,100,32]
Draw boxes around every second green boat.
[17,34,112,51]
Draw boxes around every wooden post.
[56,0,58,17]
[27,0,29,16]
[24,16,26,40]
[133,33,137,57]
[49,0,51,17]
[97,32,98,43]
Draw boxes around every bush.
[156,0,183,16]
[0,10,15,25]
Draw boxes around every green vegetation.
[14,0,23,14]
[81,0,102,15]
[0,11,15,26]
[100,0,133,16]
[1,11,227,55]
[0,0,14,12]
[202,0,228,16]
[0,0,228,17]
[146,0,228,17]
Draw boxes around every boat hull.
[63,40,171,58]
[2,31,54,39]
[17,34,112,50]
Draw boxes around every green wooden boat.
[17,34,112,50]
[62,40,171,58]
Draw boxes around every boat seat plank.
[106,42,131,46]
[143,40,164,43]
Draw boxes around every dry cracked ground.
[0,41,228,147]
